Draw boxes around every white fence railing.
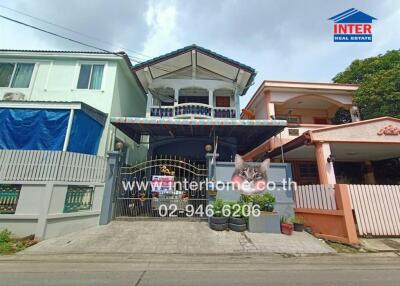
[0,150,106,182]
[294,184,337,210]
[348,184,400,237]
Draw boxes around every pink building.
[243,80,400,185]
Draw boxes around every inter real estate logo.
[328,8,377,42]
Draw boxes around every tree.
[331,107,352,124]
[333,50,400,119]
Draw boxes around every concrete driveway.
[24,221,334,254]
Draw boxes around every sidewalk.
[22,221,334,255]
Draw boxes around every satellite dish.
[3,92,25,101]
[149,87,176,104]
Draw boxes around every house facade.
[243,80,400,185]
[112,45,277,163]
[0,50,148,163]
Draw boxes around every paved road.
[0,253,399,286]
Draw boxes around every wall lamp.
[327,154,335,163]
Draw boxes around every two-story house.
[0,50,148,163]
[243,80,400,185]
[111,45,286,163]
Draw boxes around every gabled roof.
[132,44,255,73]
[132,44,257,96]
[0,49,114,55]
[328,8,377,23]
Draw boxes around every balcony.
[150,103,236,119]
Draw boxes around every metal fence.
[115,198,208,219]
[349,184,400,237]
[0,184,21,214]
[0,150,106,182]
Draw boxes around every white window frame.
[0,60,37,89]
[73,61,107,92]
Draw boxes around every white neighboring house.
[0,50,148,163]
[0,50,148,239]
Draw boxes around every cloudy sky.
[0,0,399,106]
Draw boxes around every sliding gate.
[114,156,208,219]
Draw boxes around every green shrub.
[0,229,11,243]
[240,192,276,207]
[291,216,305,224]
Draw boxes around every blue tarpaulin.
[0,108,69,150]
[0,108,104,155]
[67,110,103,155]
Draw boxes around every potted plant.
[291,216,305,232]
[209,199,229,231]
[262,192,276,212]
[249,192,276,212]
[228,201,247,232]
[280,216,293,235]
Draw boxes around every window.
[299,163,317,178]
[275,115,301,124]
[178,87,209,104]
[216,96,231,107]
[63,186,94,213]
[314,117,329,124]
[214,89,233,107]
[0,184,21,214]
[77,64,104,90]
[0,63,35,88]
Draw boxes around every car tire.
[210,216,229,224]
[229,217,246,225]
[209,222,228,231]
[229,223,247,232]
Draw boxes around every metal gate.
[114,156,208,219]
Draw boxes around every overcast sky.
[0,0,399,107]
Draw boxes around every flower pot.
[264,203,274,212]
[293,223,304,232]
[210,216,229,224]
[281,223,293,235]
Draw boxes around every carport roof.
[267,117,400,161]
[111,117,286,155]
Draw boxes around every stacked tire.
[209,216,228,231]
[229,217,247,232]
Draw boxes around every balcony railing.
[150,103,236,119]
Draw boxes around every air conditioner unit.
[3,92,25,101]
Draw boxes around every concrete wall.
[0,181,104,239]
[109,63,148,163]
[214,162,294,218]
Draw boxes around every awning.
[267,117,400,161]
[111,117,286,154]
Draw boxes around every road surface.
[0,253,399,285]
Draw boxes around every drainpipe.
[62,109,74,151]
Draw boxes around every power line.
[0,13,227,80]
[0,14,115,55]
[0,4,186,70]
[0,4,146,61]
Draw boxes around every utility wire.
[0,4,186,70]
[0,14,115,55]
[0,12,246,82]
